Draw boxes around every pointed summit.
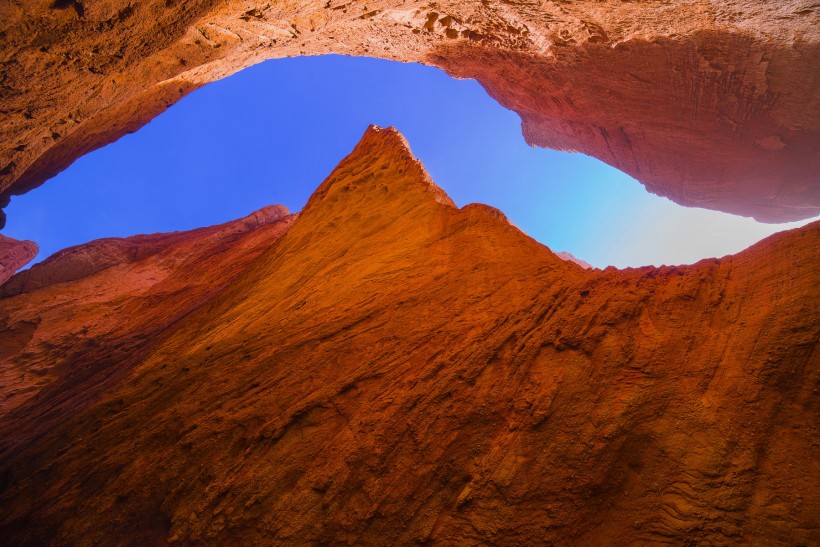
[195,123,570,340]
[304,125,455,214]
[1,122,818,547]
[261,124,571,291]
[265,124,569,287]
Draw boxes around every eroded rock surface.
[0,203,295,417]
[0,203,289,298]
[0,235,37,286]
[0,127,816,545]
[0,0,818,224]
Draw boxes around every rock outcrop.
[0,203,295,417]
[555,251,593,270]
[0,204,289,298]
[0,126,816,545]
[0,235,37,286]
[0,0,818,225]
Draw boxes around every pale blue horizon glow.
[2,55,815,269]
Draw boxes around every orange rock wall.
[0,127,816,545]
[0,204,295,418]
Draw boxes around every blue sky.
[2,55,814,268]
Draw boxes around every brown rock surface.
[0,1,818,224]
[0,235,37,286]
[0,126,817,545]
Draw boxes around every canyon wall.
[0,127,816,545]
[1,0,818,231]
[0,202,295,417]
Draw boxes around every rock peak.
[356,124,423,162]
[304,125,456,214]
[360,124,412,149]
[0,127,817,546]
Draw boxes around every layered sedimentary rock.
[0,0,818,226]
[0,235,37,286]
[0,127,816,545]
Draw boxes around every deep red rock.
[0,204,290,298]
[0,203,295,416]
[0,235,37,286]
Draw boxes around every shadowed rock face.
[0,0,817,226]
[435,33,820,222]
[0,235,37,286]
[0,127,816,545]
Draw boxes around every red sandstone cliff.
[0,127,816,545]
[0,0,817,227]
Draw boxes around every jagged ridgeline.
[0,127,817,545]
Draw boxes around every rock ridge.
[0,203,290,298]
[0,128,816,545]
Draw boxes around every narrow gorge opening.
[2,2,817,543]
[2,55,815,270]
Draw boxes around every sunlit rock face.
[0,204,290,298]
[0,127,816,545]
[0,0,817,226]
[0,204,295,416]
